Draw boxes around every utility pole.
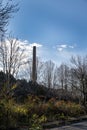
[32,46,37,82]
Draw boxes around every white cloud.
[16,40,42,57]
[69,45,74,49]
[57,47,63,52]
[59,44,67,48]
[3,39,43,61]
[57,44,75,52]
[30,43,42,48]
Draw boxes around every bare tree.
[58,64,64,90]
[0,38,28,84]
[23,57,44,82]
[0,38,28,103]
[70,55,87,105]
[52,66,60,89]
[0,0,18,39]
[58,63,70,91]
[36,57,44,83]
[42,60,55,88]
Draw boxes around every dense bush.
[25,96,86,122]
[0,99,17,129]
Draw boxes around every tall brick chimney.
[32,46,37,82]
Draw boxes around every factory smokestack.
[32,46,37,82]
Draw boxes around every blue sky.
[7,0,87,65]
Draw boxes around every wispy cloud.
[69,45,74,49]
[57,44,75,52]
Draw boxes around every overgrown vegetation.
[0,95,86,130]
[0,71,86,129]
